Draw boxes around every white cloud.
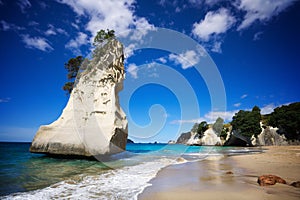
[45,24,68,36]
[45,29,56,36]
[211,41,222,53]
[203,110,238,123]
[157,57,167,64]
[130,17,156,41]
[0,20,24,31]
[170,118,204,125]
[65,32,88,54]
[253,31,263,41]
[205,0,222,6]
[192,8,235,41]
[17,0,31,13]
[171,110,238,124]
[58,0,155,51]
[127,63,138,79]
[169,50,200,69]
[241,94,248,99]
[260,103,276,115]
[237,0,297,30]
[71,22,79,30]
[124,43,136,59]
[260,102,291,115]
[234,103,241,107]
[28,21,39,26]
[22,34,53,52]
[0,97,10,103]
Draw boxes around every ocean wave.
[3,158,175,200]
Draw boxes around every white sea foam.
[3,158,175,200]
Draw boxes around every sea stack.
[30,39,128,157]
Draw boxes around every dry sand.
[139,146,300,200]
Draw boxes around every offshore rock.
[257,175,287,186]
[30,39,128,157]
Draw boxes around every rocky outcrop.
[290,181,300,188]
[224,130,253,147]
[200,129,222,146]
[176,128,222,146]
[257,175,286,186]
[176,132,191,144]
[168,140,176,144]
[254,126,288,146]
[30,39,128,157]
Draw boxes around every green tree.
[93,29,115,46]
[231,106,262,138]
[268,102,300,140]
[62,56,84,94]
[220,127,229,140]
[197,121,209,138]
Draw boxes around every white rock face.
[30,39,128,157]
[200,128,222,146]
[253,125,287,146]
[183,128,221,146]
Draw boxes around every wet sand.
[139,146,300,200]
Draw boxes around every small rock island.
[30,39,128,157]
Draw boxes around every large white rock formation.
[30,39,128,157]
[177,128,222,146]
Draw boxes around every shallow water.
[0,142,262,199]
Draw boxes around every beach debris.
[257,175,286,186]
[225,171,233,175]
[290,181,300,188]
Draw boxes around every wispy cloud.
[0,97,11,103]
[260,102,291,115]
[192,8,235,41]
[241,94,248,99]
[157,57,167,64]
[127,63,138,79]
[211,41,222,53]
[17,0,31,13]
[0,20,24,32]
[253,31,263,41]
[237,0,296,30]
[65,32,88,55]
[45,24,68,36]
[169,50,200,69]
[234,103,241,107]
[22,34,53,52]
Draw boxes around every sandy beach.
[139,146,300,200]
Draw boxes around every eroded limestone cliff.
[30,39,128,157]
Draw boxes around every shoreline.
[139,146,300,200]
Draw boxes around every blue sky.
[0,0,299,143]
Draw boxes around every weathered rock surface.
[176,128,222,146]
[176,132,191,144]
[290,181,300,188]
[30,39,128,157]
[200,128,222,146]
[255,126,288,146]
[257,175,287,186]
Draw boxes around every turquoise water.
[0,142,260,199]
